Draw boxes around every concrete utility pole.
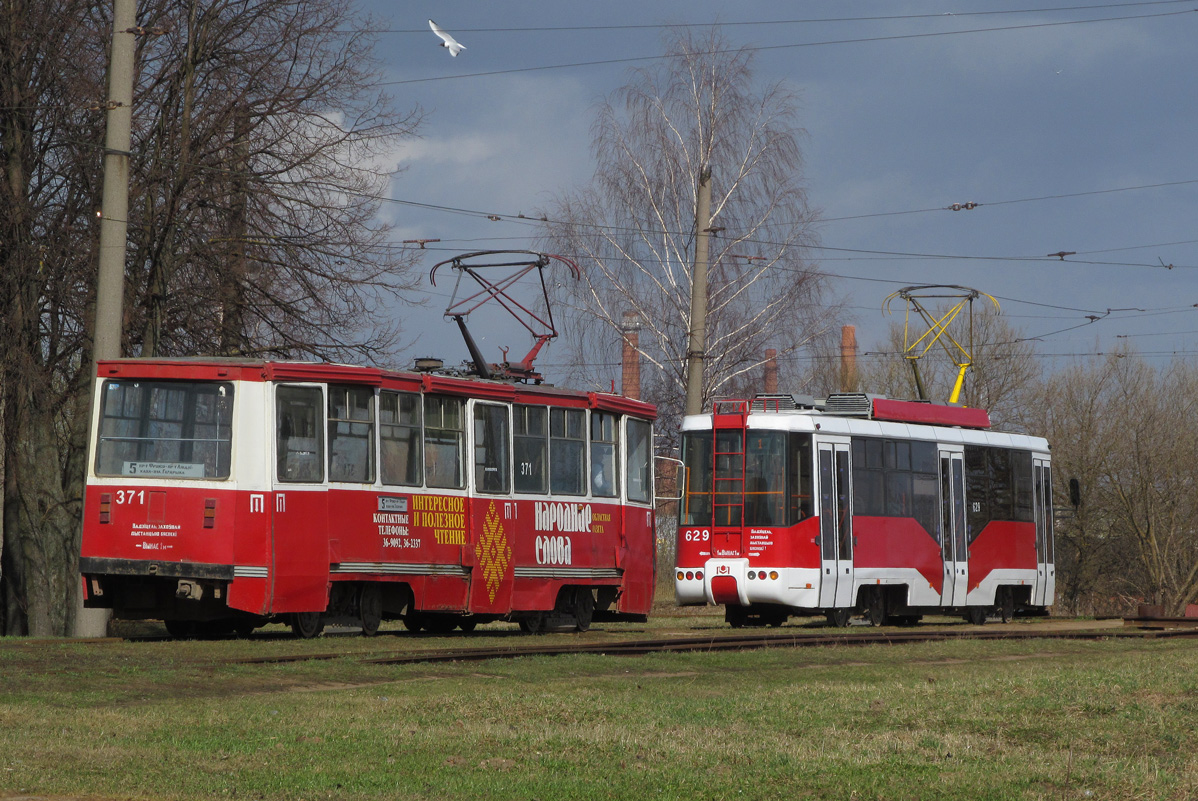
[684,168,712,416]
[94,0,136,362]
[76,0,137,638]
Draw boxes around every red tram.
[80,358,656,637]
[675,393,1054,626]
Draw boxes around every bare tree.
[0,0,422,635]
[1036,350,1198,615]
[539,26,831,446]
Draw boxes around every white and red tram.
[675,393,1054,627]
[80,358,656,637]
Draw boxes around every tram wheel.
[725,606,748,629]
[290,611,324,639]
[867,590,889,627]
[966,606,988,626]
[519,613,546,634]
[573,589,595,633]
[457,618,477,633]
[825,608,851,628]
[999,590,1015,623]
[402,613,424,633]
[358,585,382,637]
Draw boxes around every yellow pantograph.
[883,285,999,405]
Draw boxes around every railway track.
[223,620,1198,667]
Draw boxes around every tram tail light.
[203,498,217,529]
[99,493,112,524]
[769,571,779,581]
[677,571,685,581]
[696,570,703,580]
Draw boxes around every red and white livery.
[675,393,1054,627]
[80,358,656,637]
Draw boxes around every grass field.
[1,610,1196,801]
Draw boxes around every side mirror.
[1068,477,1081,510]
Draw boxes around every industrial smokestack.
[840,325,858,392]
[621,311,641,399]
[764,348,778,394]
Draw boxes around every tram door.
[817,442,854,609]
[1033,459,1055,607]
[938,450,968,606]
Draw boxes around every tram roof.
[681,393,1048,452]
[95,358,656,420]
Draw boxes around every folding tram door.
[938,448,968,607]
[816,439,854,620]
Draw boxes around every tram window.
[473,403,510,494]
[1012,451,1034,522]
[852,437,939,539]
[514,405,548,494]
[788,433,813,523]
[744,431,786,526]
[328,385,375,483]
[626,418,653,504]
[680,431,713,526]
[425,395,465,489]
[380,391,421,486]
[590,411,619,498]
[885,471,912,516]
[97,380,234,479]
[550,408,585,495]
[276,385,324,483]
[965,446,1037,541]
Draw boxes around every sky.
[353,0,1198,389]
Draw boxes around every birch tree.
[0,0,421,635]
[540,26,830,441]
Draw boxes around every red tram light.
[99,493,112,524]
[696,570,703,580]
[203,498,217,529]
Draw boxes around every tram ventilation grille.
[750,394,824,411]
[824,393,884,417]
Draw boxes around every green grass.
[1,617,1196,800]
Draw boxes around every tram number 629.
[684,529,711,542]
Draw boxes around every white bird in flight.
[429,19,465,57]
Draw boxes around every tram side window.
[277,385,324,483]
[514,405,548,494]
[96,380,234,479]
[679,430,713,526]
[852,437,938,540]
[744,430,786,526]
[328,385,375,483]
[965,446,1035,542]
[590,411,619,498]
[550,408,585,495]
[380,391,421,486]
[788,433,814,523]
[625,418,653,504]
[425,395,465,489]
[473,403,510,494]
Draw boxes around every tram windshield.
[95,380,233,479]
[680,429,813,527]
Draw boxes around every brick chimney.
[621,311,641,400]
[763,348,778,394]
[840,325,858,392]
